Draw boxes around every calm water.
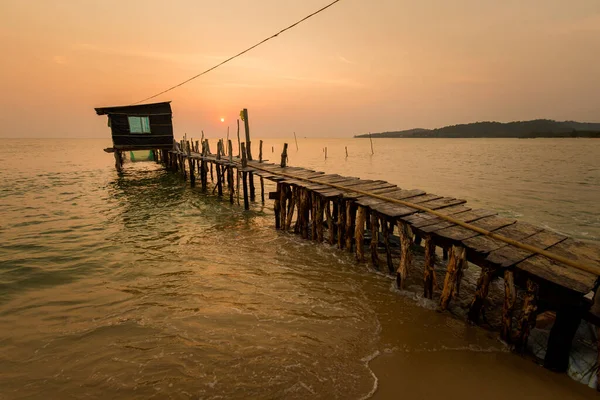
[0,138,598,399]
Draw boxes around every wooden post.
[294,132,298,150]
[187,141,195,187]
[369,133,374,155]
[200,141,207,191]
[324,147,327,159]
[237,119,241,158]
[500,269,517,343]
[216,147,223,196]
[242,108,252,160]
[355,206,367,261]
[274,182,282,229]
[315,195,324,242]
[337,199,346,249]
[423,235,436,299]
[259,140,263,162]
[468,266,497,323]
[279,184,288,230]
[396,222,413,289]
[439,246,467,310]
[544,306,583,372]
[113,150,123,172]
[281,143,288,167]
[370,212,380,269]
[327,200,336,246]
[514,279,540,352]
[345,146,348,158]
[241,143,249,210]
[381,217,394,273]
[300,189,310,239]
[345,201,357,252]
[249,172,255,201]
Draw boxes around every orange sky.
[1,0,599,138]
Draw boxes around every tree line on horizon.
[354,119,600,139]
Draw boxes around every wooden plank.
[417,209,498,233]
[401,193,443,204]
[403,205,473,227]
[372,203,418,218]
[516,239,599,294]
[463,221,543,256]
[485,229,568,268]
[418,197,466,210]
[434,216,516,242]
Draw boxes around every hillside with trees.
[354,120,600,138]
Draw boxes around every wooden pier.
[149,133,600,387]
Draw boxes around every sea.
[0,137,598,399]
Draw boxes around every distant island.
[354,120,600,139]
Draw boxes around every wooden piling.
[240,143,249,210]
[242,108,252,161]
[381,217,394,273]
[468,266,497,323]
[337,199,346,249]
[396,222,413,289]
[439,246,467,310]
[370,212,380,269]
[500,269,516,343]
[326,200,336,246]
[281,143,288,167]
[279,184,288,230]
[345,202,357,252]
[285,187,296,231]
[355,206,367,261]
[423,235,436,299]
[294,132,298,150]
[515,279,540,352]
[315,195,325,242]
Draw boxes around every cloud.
[338,55,354,65]
[53,55,67,65]
[72,43,274,72]
[280,75,365,88]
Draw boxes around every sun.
[220,117,225,123]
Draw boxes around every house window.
[128,116,151,133]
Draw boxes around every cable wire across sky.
[133,0,343,105]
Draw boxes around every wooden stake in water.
[237,120,241,158]
[325,147,328,159]
[226,126,230,155]
[369,133,374,155]
[294,132,298,151]
[345,146,348,158]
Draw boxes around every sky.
[0,0,599,138]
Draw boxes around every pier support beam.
[327,200,335,245]
[439,246,467,310]
[468,266,498,323]
[337,199,346,249]
[345,201,357,252]
[423,235,436,299]
[370,212,380,269]
[355,206,367,261]
[381,217,394,274]
[396,222,413,289]
[500,270,516,343]
[515,279,539,352]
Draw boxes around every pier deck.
[152,138,599,384]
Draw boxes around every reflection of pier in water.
[97,104,600,389]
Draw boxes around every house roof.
[94,101,172,116]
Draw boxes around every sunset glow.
[0,0,598,139]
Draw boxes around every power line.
[133,0,342,105]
